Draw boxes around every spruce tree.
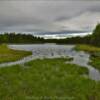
[91,23,100,46]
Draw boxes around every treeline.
[0,33,92,44]
[0,33,45,44]
[46,23,100,46]
[44,35,91,44]
[0,24,100,46]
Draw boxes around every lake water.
[0,44,100,81]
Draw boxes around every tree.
[91,23,100,46]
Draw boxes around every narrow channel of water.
[0,44,100,81]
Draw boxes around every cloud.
[55,11,100,31]
[0,0,100,33]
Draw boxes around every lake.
[0,44,100,81]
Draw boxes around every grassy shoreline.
[75,44,100,53]
[75,44,100,71]
[0,44,32,63]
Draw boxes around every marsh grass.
[0,44,32,63]
[0,58,100,100]
[75,44,100,52]
[75,44,100,73]
[89,57,100,71]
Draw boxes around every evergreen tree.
[91,23,100,46]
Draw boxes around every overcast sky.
[0,0,100,33]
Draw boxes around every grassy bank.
[75,44,100,71]
[0,58,100,100]
[0,44,32,63]
[75,44,100,53]
[90,57,100,70]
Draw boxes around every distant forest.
[0,24,100,47]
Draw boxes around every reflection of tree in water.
[51,52,54,56]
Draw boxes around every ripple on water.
[0,44,100,81]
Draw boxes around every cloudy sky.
[0,0,100,33]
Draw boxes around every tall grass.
[0,58,99,100]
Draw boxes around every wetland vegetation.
[75,44,100,74]
[0,24,100,100]
[0,44,32,63]
[1,58,100,100]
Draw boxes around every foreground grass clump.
[75,44,100,52]
[0,58,100,100]
[0,44,32,63]
[90,57,100,71]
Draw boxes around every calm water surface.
[0,44,100,81]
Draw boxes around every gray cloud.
[0,0,100,33]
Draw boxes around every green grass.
[89,57,100,71]
[75,44,100,71]
[0,58,100,100]
[0,44,32,63]
[75,44,100,53]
